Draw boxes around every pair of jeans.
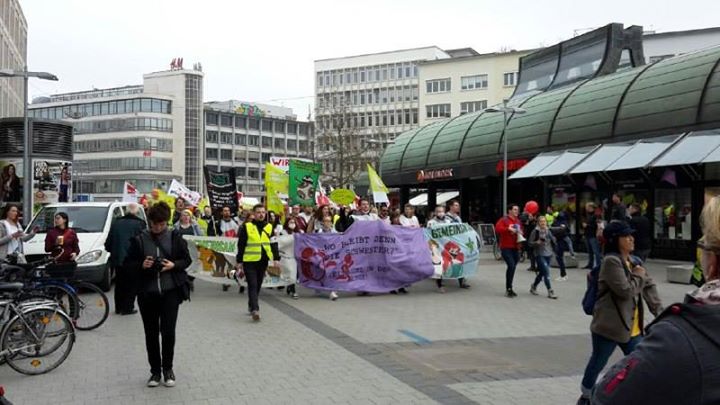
[563,235,575,255]
[585,236,602,269]
[501,248,519,290]
[580,332,642,395]
[138,288,181,375]
[555,246,567,277]
[533,255,552,290]
[243,260,267,312]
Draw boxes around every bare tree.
[314,96,367,188]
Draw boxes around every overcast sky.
[21,0,720,120]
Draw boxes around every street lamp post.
[0,68,59,221]
[484,99,526,214]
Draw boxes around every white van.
[23,202,147,291]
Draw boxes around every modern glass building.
[0,0,27,119]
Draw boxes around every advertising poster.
[0,159,24,205]
[33,160,72,208]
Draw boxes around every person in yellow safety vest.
[235,204,280,322]
[545,205,559,227]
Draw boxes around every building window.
[220,149,232,161]
[248,169,259,179]
[274,138,285,149]
[220,132,233,144]
[206,149,218,159]
[235,134,246,145]
[287,139,297,150]
[426,78,451,93]
[221,115,232,126]
[460,100,488,114]
[426,104,451,119]
[261,153,272,163]
[262,120,272,131]
[248,135,259,146]
[274,121,285,133]
[249,119,259,130]
[235,116,246,128]
[206,131,218,143]
[248,151,260,162]
[503,72,518,87]
[461,74,488,90]
[299,141,308,152]
[287,123,297,134]
[262,136,272,147]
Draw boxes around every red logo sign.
[496,159,528,174]
[143,150,152,157]
[417,168,454,182]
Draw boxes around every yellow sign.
[265,163,289,219]
[330,189,356,205]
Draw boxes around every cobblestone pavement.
[1,253,693,404]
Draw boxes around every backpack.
[581,264,601,315]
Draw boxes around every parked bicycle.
[0,282,75,375]
[2,255,109,331]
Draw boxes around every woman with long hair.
[173,209,203,236]
[58,165,71,202]
[0,204,37,261]
[0,164,21,202]
[305,204,330,234]
[528,216,558,299]
[44,212,80,264]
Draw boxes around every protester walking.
[171,198,185,225]
[528,216,558,299]
[446,200,462,223]
[378,205,391,225]
[610,192,628,222]
[306,205,330,233]
[582,202,602,270]
[235,204,280,321]
[590,195,720,404]
[576,221,663,404]
[495,204,522,297]
[0,204,37,262]
[399,204,420,228]
[628,203,651,262]
[551,211,574,281]
[520,207,537,272]
[335,199,378,232]
[124,202,192,388]
[200,206,218,236]
[173,209,203,236]
[105,203,146,315]
[216,206,240,237]
[281,217,301,299]
[427,205,467,292]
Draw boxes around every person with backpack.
[528,216,558,299]
[589,195,720,404]
[576,221,662,404]
[495,204,523,297]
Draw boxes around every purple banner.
[295,221,434,293]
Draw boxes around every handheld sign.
[329,188,356,205]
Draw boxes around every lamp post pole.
[22,68,30,222]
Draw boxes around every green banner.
[288,160,322,206]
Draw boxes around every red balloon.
[524,200,539,215]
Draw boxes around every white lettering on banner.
[417,168,454,182]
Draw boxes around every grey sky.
[22,0,720,120]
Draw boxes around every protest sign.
[265,162,288,218]
[425,223,481,279]
[185,235,296,288]
[168,179,202,206]
[204,166,238,213]
[288,160,321,206]
[329,188,356,205]
[294,221,434,292]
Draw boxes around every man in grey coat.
[105,203,146,315]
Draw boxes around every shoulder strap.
[147,232,173,258]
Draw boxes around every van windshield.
[29,206,110,233]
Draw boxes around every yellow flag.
[265,163,289,219]
[367,164,388,193]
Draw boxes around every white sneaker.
[555,276,568,281]
[330,291,338,301]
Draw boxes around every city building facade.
[203,100,313,199]
[29,67,205,200]
[643,26,720,63]
[314,47,451,182]
[417,49,533,126]
[0,0,27,119]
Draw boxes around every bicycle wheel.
[2,306,75,375]
[34,285,80,322]
[71,281,109,331]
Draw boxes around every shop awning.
[652,131,720,167]
[569,143,634,174]
[534,147,599,177]
[407,191,459,206]
[604,136,681,171]
[508,152,563,179]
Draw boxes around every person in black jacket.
[200,206,218,237]
[589,195,720,405]
[628,203,651,262]
[105,203,146,315]
[124,202,192,388]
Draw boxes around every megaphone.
[517,233,526,243]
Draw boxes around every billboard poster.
[0,159,24,205]
[33,160,72,209]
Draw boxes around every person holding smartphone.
[125,202,192,388]
[0,204,38,261]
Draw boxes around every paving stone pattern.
[0,253,694,404]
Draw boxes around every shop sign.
[496,159,528,174]
[417,168,454,182]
